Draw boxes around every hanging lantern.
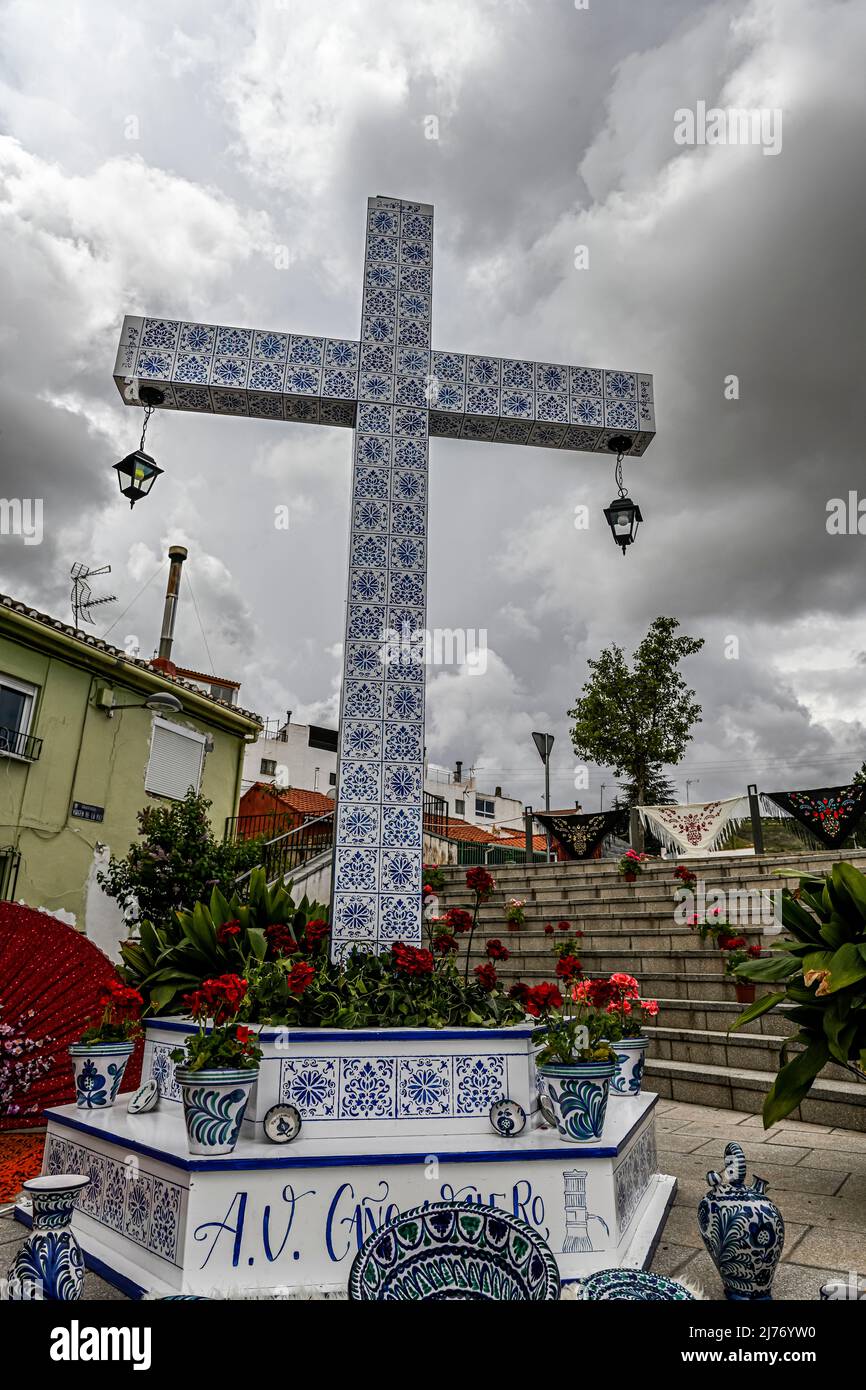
[113,386,164,508]
[603,435,643,555]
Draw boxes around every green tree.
[569,617,704,848]
[613,766,678,808]
[98,790,265,932]
[852,761,866,784]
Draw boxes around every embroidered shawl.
[763,783,866,848]
[637,796,752,855]
[535,809,628,860]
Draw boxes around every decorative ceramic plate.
[489,1099,526,1137]
[264,1104,302,1144]
[578,1269,697,1301]
[127,1080,159,1115]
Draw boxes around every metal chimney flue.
[454,759,463,783]
[158,545,188,662]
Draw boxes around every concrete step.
[437,849,866,889]
[646,1025,857,1084]
[645,1057,866,1132]
[652,997,797,1036]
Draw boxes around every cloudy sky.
[1,0,864,811]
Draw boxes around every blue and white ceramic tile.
[45,1135,182,1265]
[172,353,210,386]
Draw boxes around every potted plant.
[601,973,659,1096]
[618,849,648,883]
[69,978,143,1109]
[528,982,617,1142]
[673,864,697,889]
[720,940,763,1003]
[170,974,262,1155]
[505,897,526,930]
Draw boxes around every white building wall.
[242,723,338,795]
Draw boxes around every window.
[329,771,337,786]
[454,798,465,816]
[475,796,495,820]
[0,674,41,761]
[260,758,277,776]
[145,719,206,800]
[308,725,339,752]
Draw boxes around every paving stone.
[766,1128,866,1153]
[673,1176,866,1234]
[649,1240,697,1277]
[835,1173,866,1200]
[791,1225,866,1270]
[798,1147,866,1176]
[771,1260,854,1300]
[655,1131,712,1154]
[691,1136,812,1165]
[658,1102,752,1125]
[739,1114,834,1136]
[657,1150,849,1196]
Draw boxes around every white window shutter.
[145,719,206,800]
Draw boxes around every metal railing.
[233,811,334,895]
[423,791,449,838]
[456,841,548,866]
[0,726,42,761]
[0,847,21,900]
[225,809,298,841]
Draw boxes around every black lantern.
[113,386,164,508]
[114,450,163,508]
[603,435,643,555]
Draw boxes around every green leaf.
[824,942,866,993]
[738,952,801,982]
[762,1038,830,1128]
[727,992,787,1032]
[246,927,267,962]
[835,861,866,921]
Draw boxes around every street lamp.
[104,691,184,719]
[113,386,164,508]
[603,436,643,555]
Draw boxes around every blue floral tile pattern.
[43,1134,183,1265]
[277,1053,509,1121]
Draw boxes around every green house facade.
[0,594,261,957]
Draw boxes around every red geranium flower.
[304,919,330,949]
[433,931,459,954]
[217,920,242,944]
[474,962,498,992]
[486,939,510,961]
[391,943,435,976]
[747,944,763,958]
[524,982,563,1017]
[555,954,582,981]
[445,907,473,934]
[265,922,296,957]
[557,920,571,932]
[235,1025,255,1048]
[286,962,316,996]
[508,982,531,1005]
[466,866,495,900]
[544,923,554,935]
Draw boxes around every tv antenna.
[70,562,116,628]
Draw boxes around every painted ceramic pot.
[623,872,636,883]
[735,983,756,1004]
[7,1174,89,1300]
[69,1042,134,1109]
[578,1269,698,1300]
[536,1060,616,1142]
[176,1068,258,1155]
[610,1036,649,1097]
[697,1141,784,1300]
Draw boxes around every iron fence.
[233,811,334,895]
[0,726,42,761]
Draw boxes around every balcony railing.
[0,726,42,761]
[233,811,335,896]
[423,791,450,838]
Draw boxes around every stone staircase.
[437,850,866,1132]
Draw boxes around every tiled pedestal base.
[15,1094,674,1297]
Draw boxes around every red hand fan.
[0,902,142,1131]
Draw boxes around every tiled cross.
[113,194,656,961]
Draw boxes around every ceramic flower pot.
[697,1141,784,1300]
[176,1067,258,1155]
[735,983,756,1004]
[69,1042,134,1109]
[623,873,636,883]
[536,1060,616,1142]
[610,1036,649,1097]
[7,1174,89,1300]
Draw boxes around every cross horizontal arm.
[114,315,655,456]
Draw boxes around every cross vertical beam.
[331,197,434,957]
